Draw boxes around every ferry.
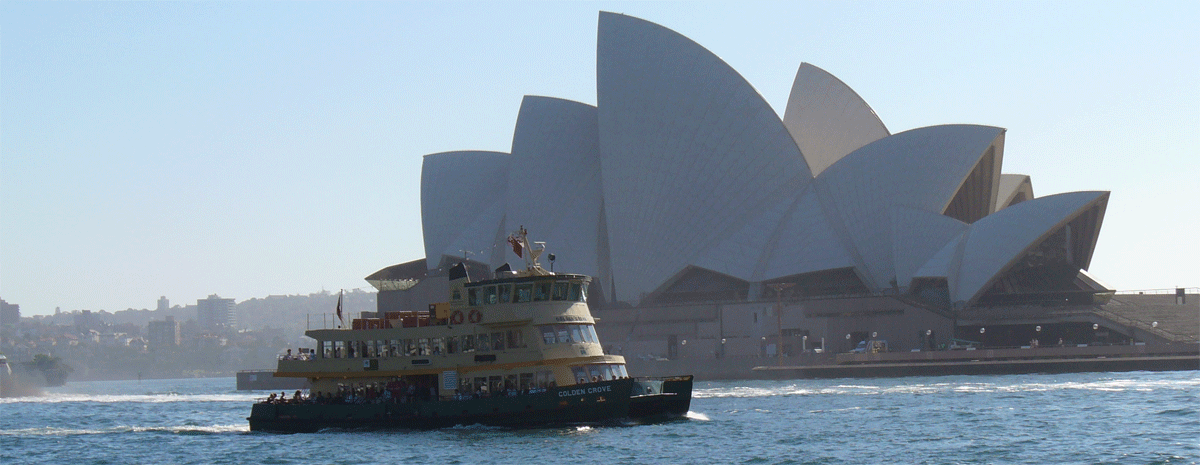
[247,228,693,432]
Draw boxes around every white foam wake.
[0,424,249,436]
[0,393,260,404]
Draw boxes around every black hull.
[248,376,693,433]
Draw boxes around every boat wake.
[0,424,249,436]
[694,375,1200,399]
[0,393,259,404]
[685,411,710,421]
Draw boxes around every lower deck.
[248,376,693,433]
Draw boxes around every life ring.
[467,309,483,324]
[449,310,464,325]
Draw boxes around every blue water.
[2,371,1196,464]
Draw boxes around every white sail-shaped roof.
[410,13,1112,310]
[952,191,1110,304]
[755,184,856,281]
[504,96,607,284]
[783,63,890,176]
[421,151,509,269]
[813,124,1005,290]
[995,173,1035,211]
[890,207,968,290]
[597,12,813,303]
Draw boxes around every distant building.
[147,316,181,348]
[157,296,170,312]
[0,299,18,329]
[74,310,101,333]
[197,294,236,332]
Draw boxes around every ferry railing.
[306,313,342,330]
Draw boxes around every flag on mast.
[507,235,523,258]
[335,290,344,327]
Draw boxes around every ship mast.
[507,226,551,276]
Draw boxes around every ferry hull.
[248,376,692,433]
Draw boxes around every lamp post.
[769,282,796,367]
[802,335,808,353]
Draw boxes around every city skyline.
[3,1,1197,315]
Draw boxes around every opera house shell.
[395,12,1118,361]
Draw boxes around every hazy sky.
[2,1,1196,316]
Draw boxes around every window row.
[462,370,557,395]
[319,329,528,359]
[466,281,587,306]
[570,364,629,384]
[538,324,600,345]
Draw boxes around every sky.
[2,1,1197,316]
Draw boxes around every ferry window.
[540,326,555,345]
[492,332,505,351]
[468,288,479,306]
[484,286,498,305]
[534,282,551,301]
[477,333,490,352]
[588,365,602,382]
[489,376,503,394]
[498,284,512,303]
[366,341,376,358]
[473,377,487,395]
[389,340,400,357]
[556,325,570,344]
[579,283,588,302]
[552,282,569,300]
[452,289,461,301]
[446,336,458,354]
[406,339,418,356]
[418,338,430,356]
[616,364,628,378]
[536,370,555,388]
[515,284,533,302]
[602,365,616,380]
[462,334,475,352]
[567,283,581,301]
[519,373,533,390]
[584,325,599,344]
[431,337,445,355]
[332,341,343,358]
[571,366,587,384]
[504,374,517,392]
[569,325,584,344]
[507,329,525,348]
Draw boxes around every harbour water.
[2,371,1196,464]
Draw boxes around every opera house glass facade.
[405,12,1110,359]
